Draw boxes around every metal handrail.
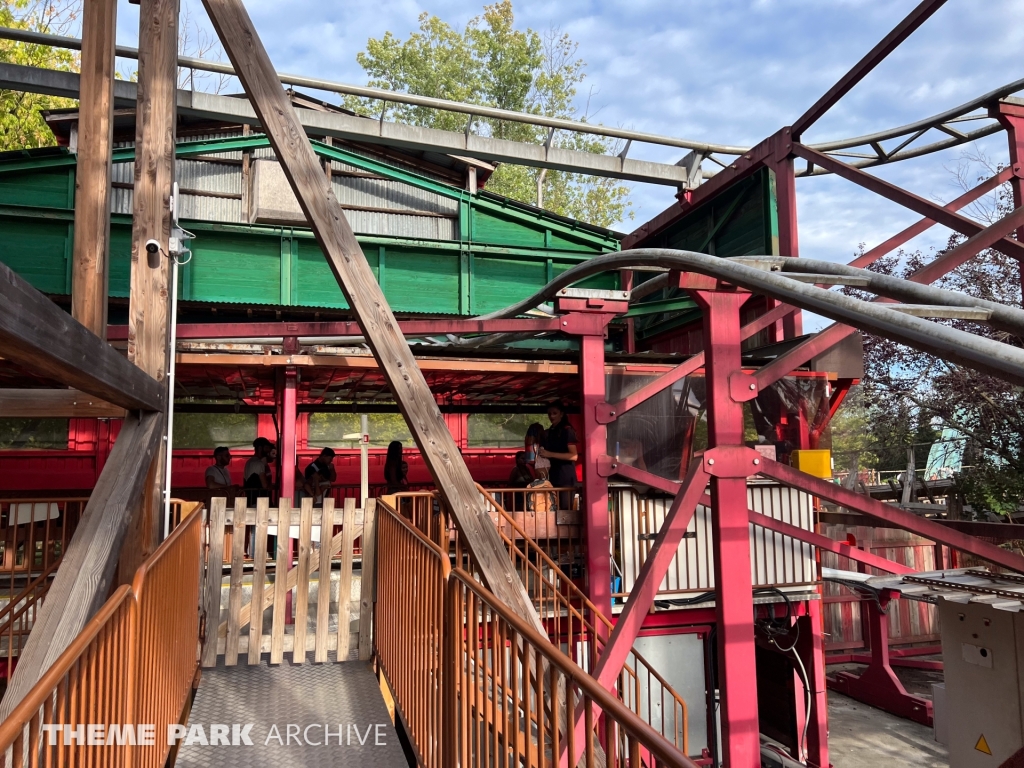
[0,501,204,764]
[474,486,690,753]
[448,567,698,768]
[395,488,689,753]
[0,557,60,632]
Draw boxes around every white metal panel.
[615,482,816,598]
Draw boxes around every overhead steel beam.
[850,167,1016,268]
[791,0,949,138]
[792,144,1024,260]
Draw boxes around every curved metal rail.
[472,248,1024,386]
[0,25,1017,180]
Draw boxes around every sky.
[113,0,1024,328]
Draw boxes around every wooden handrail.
[0,557,61,632]
[449,567,699,768]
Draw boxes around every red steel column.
[694,288,761,768]
[771,146,803,339]
[991,102,1024,298]
[798,597,829,767]
[580,332,612,628]
[281,366,297,502]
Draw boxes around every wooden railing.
[394,489,691,755]
[0,502,204,767]
[203,496,376,665]
[375,500,696,768]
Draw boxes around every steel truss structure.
[3,1,1024,767]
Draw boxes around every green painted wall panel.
[0,218,70,294]
[186,232,281,305]
[471,209,545,249]
[0,169,73,209]
[294,239,349,309]
[385,248,460,314]
[472,256,547,314]
[108,224,133,297]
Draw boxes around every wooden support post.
[127,0,178,556]
[0,412,163,719]
[201,0,538,625]
[71,0,117,338]
[358,499,377,661]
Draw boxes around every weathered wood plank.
[0,412,163,718]
[201,497,227,668]
[358,499,377,661]
[292,498,313,664]
[0,389,126,418]
[71,0,117,338]
[247,498,270,666]
[225,496,246,666]
[314,499,335,663]
[0,262,165,412]
[269,498,289,664]
[337,498,356,662]
[200,0,537,625]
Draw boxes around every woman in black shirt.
[538,401,578,510]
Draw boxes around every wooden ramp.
[176,660,408,768]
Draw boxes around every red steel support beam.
[850,167,1016,268]
[106,316,568,341]
[580,332,612,625]
[770,146,803,338]
[748,509,914,575]
[792,144,1024,261]
[566,459,709,765]
[693,288,761,768]
[828,593,933,725]
[758,457,1024,573]
[990,101,1024,298]
[907,204,1024,286]
[281,366,297,502]
[799,598,829,768]
[791,0,948,139]
[754,323,856,394]
[596,300,797,424]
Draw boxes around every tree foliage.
[833,154,1024,516]
[0,0,78,151]
[344,1,632,227]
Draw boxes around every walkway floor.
[176,659,409,768]
[828,691,947,768]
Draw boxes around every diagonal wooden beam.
[199,0,536,623]
[0,411,163,719]
[0,260,165,412]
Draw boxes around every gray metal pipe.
[774,257,1024,337]
[474,249,1024,386]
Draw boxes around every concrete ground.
[828,691,948,768]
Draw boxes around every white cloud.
[115,0,1023,251]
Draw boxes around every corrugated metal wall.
[612,482,817,599]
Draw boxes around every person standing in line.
[524,422,545,463]
[205,446,237,493]
[384,441,409,494]
[538,401,578,511]
[303,447,337,506]
[243,437,273,506]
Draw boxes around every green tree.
[345,1,632,227]
[0,0,79,150]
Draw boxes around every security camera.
[145,239,161,268]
